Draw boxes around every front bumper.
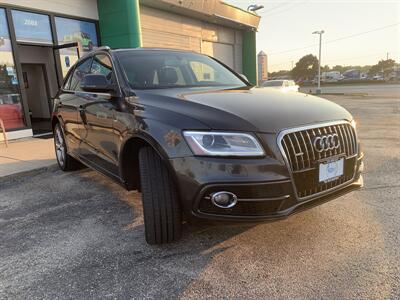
[170,152,363,222]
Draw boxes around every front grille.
[279,122,358,199]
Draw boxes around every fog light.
[211,191,237,208]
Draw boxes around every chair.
[0,118,8,147]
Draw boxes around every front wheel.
[54,123,81,171]
[138,147,182,244]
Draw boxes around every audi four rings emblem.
[313,134,340,152]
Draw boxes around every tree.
[291,54,319,81]
[321,65,330,72]
[368,59,396,78]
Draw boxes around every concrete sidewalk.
[0,137,56,179]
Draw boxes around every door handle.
[78,106,87,125]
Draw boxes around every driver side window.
[70,58,92,91]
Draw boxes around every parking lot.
[1,89,399,299]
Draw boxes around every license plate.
[319,158,344,182]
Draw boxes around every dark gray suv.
[52,47,364,244]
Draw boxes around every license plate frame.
[319,157,344,183]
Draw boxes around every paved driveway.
[1,93,399,299]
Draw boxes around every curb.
[0,163,59,184]
[320,93,368,96]
[303,92,369,96]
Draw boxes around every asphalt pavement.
[0,90,399,299]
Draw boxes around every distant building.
[321,71,342,82]
[258,51,268,85]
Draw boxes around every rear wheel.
[138,147,182,244]
[54,123,81,171]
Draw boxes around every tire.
[54,123,82,171]
[138,147,182,244]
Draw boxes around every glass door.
[53,42,80,81]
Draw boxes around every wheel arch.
[51,115,60,130]
[119,133,178,192]
[51,115,65,131]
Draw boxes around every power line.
[323,51,400,64]
[269,43,317,56]
[269,22,400,56]
[259,1,298,15]
[323,23,400,45]
[259,1,311,17]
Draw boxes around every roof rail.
[95,46,111,51]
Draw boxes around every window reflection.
[11,10,53,44]
[0,9,25,130]
[55,17,98,77]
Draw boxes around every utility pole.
[387,52,389,60]
[291,61,294,70]
[312,30,324,94]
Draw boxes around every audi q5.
[52,47,364,244]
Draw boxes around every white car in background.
[260,80,299,92]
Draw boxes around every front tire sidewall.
[139,147,182,245]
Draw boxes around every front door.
[21,64,52,135]
[79,53,118,175]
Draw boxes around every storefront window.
[11,10,53,44]
[0,9,25,130]
[55,17,98,77]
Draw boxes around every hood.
[136,87,353,133]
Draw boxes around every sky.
[227,0,400,72]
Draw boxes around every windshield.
[262,80,283,87]
[115,50,247,89]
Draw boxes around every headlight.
[183,131,265,156]
[351,119,357,129]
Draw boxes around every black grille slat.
[293,133,306,169]
[305,130,316,162]
[280,123,357,199]
[337,125,348,155]
[286,135,299,171]
[332,125,344,155]
[341,124,351,156]
[344,125,353,155]
[299,131,311,169]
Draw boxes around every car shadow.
[0,168,255,298]
[0,167,389,299]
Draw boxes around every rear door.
[67,56,93,152]
[55,57,92,157]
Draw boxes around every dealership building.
[0,0,260,141]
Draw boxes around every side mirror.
[81,74,114,93]
[239,73,249,82]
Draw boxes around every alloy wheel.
[55,126,66,167]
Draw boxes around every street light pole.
[247,4,264,12]
[312,30,324,94]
